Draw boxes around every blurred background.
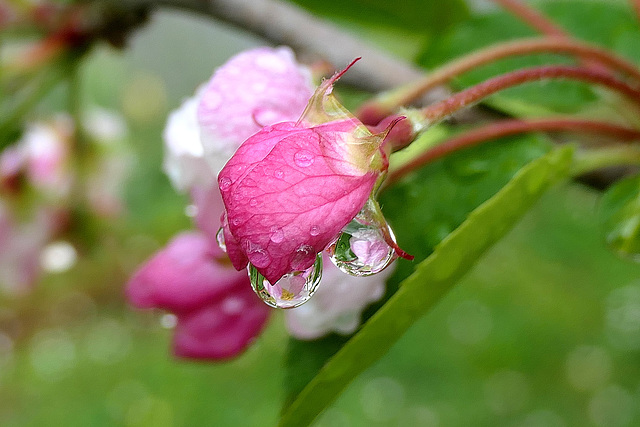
[2,1,640,426]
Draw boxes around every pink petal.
[125,232,246,313]
[219,121,377,283]
[197,47,313,172]
[172,287,270,360]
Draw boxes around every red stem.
[491,0,568,37]
[386,119,640,186]
[421,65,640,124]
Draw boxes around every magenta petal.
[125,232,246,313]
[172,288,270,360]
[219,122,377,283]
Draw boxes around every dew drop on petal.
[248,253,322,308]
[274,169,284,179]
[310,225,320,236]
[294,150,314,168]
[270,227,284,243]
[219,177,232,191]
[247,247,271,268]
[290,244,316,270]
[216,227,226,252]
[249,198,258,207]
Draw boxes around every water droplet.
[328,199,398,276]
[270,227,284,243]
[216,227,226,252]
[274,169,284,179]
[294,150,315,167]
[247,246,270,268]
[219,177,232,191]
[231,217,241,226]
[249,198,258,207]
[310,225,320,236]
[291,245,316,270]
[248,253,322,308]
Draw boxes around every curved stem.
[491,0,567,37]
[420,65,640,125]
[386,118,640,187]
[362,37,640,120]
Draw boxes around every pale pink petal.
[197,46,313,173]
[163,89,215,192]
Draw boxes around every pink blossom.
[22,117,73,199]
[197,46,313,173]
[126,232,270,359]
[285,254,392,339]
[218,61,399,284]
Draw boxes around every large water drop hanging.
[328,198,398,276]
[216,227,227,252]
[248,253,323,308]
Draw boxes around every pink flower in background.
[126,232,270,359]
[21,116,73,199]
[197,46,313,173]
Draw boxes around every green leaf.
[279,146,575,427]
[598,174,640,260]
[418,0,640,116]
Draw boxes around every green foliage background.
[2,1,640,426]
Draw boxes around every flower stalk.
[420,65,640,126]
[385,118,640,187]
[358,37,640,124]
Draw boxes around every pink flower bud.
[126,232,270,359]
[197,46,314,174]
[218,60,399,284]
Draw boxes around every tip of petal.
[327,57,361,87]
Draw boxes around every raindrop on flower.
[290,244,316,270]
[219,176,232,191]
[294,150,314,167]
[269,226,284,243]
[310,225,320,236]
[328,199,398,276]
[216,227,226,252]
[274,169,284,179]
[248,253,322,308]
[247,246,270,268]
